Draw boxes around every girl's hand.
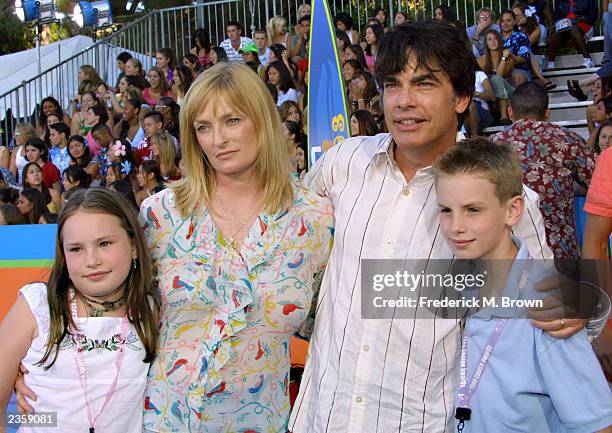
[15,364,36,414]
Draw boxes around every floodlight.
[15,0,58,23]
[74,0,113,28]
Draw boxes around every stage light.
[73,0,113,28]
[15,0,58,23]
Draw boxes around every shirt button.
[355,396,363,403]
[363,345,370,352]
[403,187,410,196]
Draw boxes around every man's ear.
[454,94,471,117]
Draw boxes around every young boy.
[434,137,612,433]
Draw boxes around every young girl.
[143,67,172,106]
[0,188,158,432]
[16,187,46,224]
[135,160,165,206]
[24,138,61,193]
[22,162,61,213]
[150,132,179,181]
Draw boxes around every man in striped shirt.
[289,22,589,433]
[220,21,253,63]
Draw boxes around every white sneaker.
[581,57,594,68]
[546,61,556,70]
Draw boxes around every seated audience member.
[124,58,149,89]
[143,67,172,106]
[499,10,531,86]
[394,11,409,26]
[345,44,368,70]
[171,64,194,105]
[220,21,253,63]
[0,203,27,225]
[150,132,180,181]
[467,8,501,56]
[594,118,612,153]
[546,0,597,70]
[16,187,46,224]
[478,29,517,125]
[350,109,378,137]
[155,48,176,82]
[364,23,383,75]
[348,70,380,116]
[0,167,15,188]
[190,28,212,69]
[512,1,555,90]
[67,135,99,179]
[70,91,101,136]
[239,43,267,81]
[38,212,58,224]
[114,98,144,146]
[210,46,230,65]
[24,138,60,192]
[333,12,360,44]
[61,164,91,211]
[267,16,292,53]
[48,123,72,177]
[291,14,311,60]
[342,59,363,84]
[155,97,181,141]
[21,162,60,213]
[492,82,595,259]
[135,111,165,164]
[267,61,298,106]
[8,123,38,183]
[433,138,612,433]
[183,53,204,77]
[466,67,495,135]
[0,187,19,205]
[135,159,166,206]
[85,104,113,157]
[90,123,117,183]
[253,29,271,66]
[35,96,71,136]
[114,51,132,90]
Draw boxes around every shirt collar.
[370,134,436,183]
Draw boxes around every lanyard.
[455,259,533,433]
[70,289,129,433]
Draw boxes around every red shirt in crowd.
[584,146,612,217]
[492,119,596,259]
[41,160,60,188]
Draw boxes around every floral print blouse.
[139,183,334,432]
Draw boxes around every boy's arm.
[0,295,36,432]
[536,329,612,433]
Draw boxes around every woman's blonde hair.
[15,123,37,143]
[80,65,103,86]
[173,62,293,216]
[150,132,178,178]
[267,16,287,43]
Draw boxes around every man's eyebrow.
[410,72,440,84]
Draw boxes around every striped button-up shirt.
[289,133,553,433]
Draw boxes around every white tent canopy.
[0,35,153,121]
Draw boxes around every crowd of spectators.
[0,1,608,251]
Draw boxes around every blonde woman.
[267,15,292,51]
[139,62,333,432]
[8,123,38,182]
[150,131,180,181]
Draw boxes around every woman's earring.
[132,258,138,269]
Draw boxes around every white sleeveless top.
[14,145,29,184]
[19,283,148,433]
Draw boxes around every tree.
[0,0,29,55]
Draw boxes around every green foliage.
[0,0,28,55]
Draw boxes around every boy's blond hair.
[433,137,523,203]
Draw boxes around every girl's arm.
[0,295,36,431]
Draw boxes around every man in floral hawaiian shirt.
[492,82,595,259]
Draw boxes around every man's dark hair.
[298,14,311,25]
[510,82,548,120]
[91,122,111,136]
[117,51,132,63]
[376,21,475,126]
[49,122,70,140]
[227,21,242,32]
[144,111,164,124]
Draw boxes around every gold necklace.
[215,189,260,250]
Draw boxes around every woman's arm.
[8,147,18,178]
[70,113,80,136]
[477,77,496,101]
[0,295,36,430]
[582,214,612,259]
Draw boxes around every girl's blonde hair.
[173,62,293,216]
[39,188,159,368]
[150,132,178,178]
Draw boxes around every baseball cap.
[239,42,258,54]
